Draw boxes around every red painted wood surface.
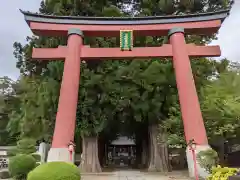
[32,45,221,60]
[51,33,82,148]
[29,19,221,37]
[169,31,208,145]
[32,46,67,60]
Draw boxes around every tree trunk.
[141,140,148,168]
[178,148,186,169]
[79,136,102,173]
[148,124,170,172]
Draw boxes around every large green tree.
[8,69,61,141]
[0,76,19,145]
[202,71,240,141]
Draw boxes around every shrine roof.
[21,9,229,25]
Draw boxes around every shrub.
[8,138,36,157]
[8,154,36,180]
[16,138,37,154]
[27,162,81,180]
[197,149,219,173]
[31,153,41,162]
[207,165,240,180]
[8,148,18,157]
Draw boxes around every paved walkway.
[4,171,191,180]
[82,170,191,180]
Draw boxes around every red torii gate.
[21,9,228,174]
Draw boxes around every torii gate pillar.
[169,27,208,145]
[169,27,210,178]
[48,29,83,162]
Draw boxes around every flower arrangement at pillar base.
[207,165,240,180]
[196,149,240,179]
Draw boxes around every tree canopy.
[202,71,240,141]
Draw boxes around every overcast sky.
[0,1,239,80]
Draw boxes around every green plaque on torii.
[120,30,133,51]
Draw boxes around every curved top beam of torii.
[20,9,229,37]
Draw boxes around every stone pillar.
[48,28,83,162]
[38,142,49,163]
[168,27,210,178]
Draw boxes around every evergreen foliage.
[0,76,19,145]
[197,149,219,173]
[8,138,37,157]
[8,154,36,180]
[27,162,81,180]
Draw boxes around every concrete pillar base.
[186,145,211,179]
[47,148,71,162]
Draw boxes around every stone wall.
[0,146,13,179]
[0,146,14,170]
